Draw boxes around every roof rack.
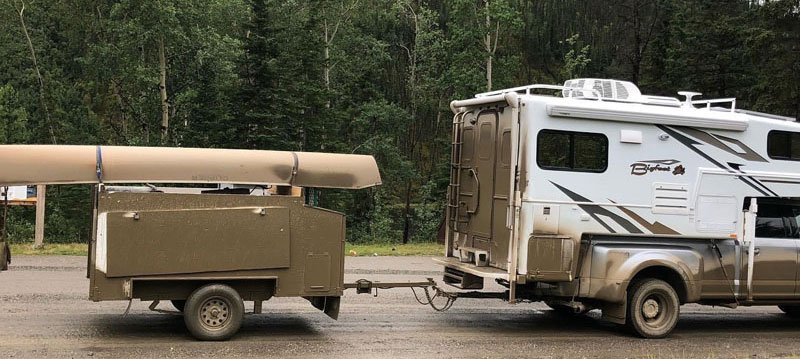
[735,109,796,122]
[475,84,602,99]
[692,98,737,112]
[477,82,683,107]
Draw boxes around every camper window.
[767,130,800,160]
[537,129,607,172]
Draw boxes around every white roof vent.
[563,79,643,101]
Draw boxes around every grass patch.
[345,242,443,256]
[6,242,443,257]
[9,243,88,256]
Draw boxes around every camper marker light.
[620,130,642,144]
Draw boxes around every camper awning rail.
[0,145,382,189]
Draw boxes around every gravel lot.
[1,255,799,358]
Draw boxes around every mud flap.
[599,300,626,325]
[306,296,341,320]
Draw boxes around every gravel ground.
[1,255,799,358]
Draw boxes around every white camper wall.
[518,94,800,245]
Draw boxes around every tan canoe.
[0,145,382,189]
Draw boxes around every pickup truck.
[438,197,800,338]
[442,82,800,338]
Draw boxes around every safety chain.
[411,286,458,312]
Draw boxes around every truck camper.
[439,78,800,337]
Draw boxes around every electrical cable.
[712,239,740,306]
[411,286,457,312]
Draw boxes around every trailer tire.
[184,284,244,341]
[171,300,186,312]
[778,305,800,318]
[626,278,679,339]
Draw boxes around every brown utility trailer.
[90,187,349,340]
[0,145,413,340]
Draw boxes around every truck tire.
[778,305,800,318]
[171,300,186,312]
[626,278,680,339]
[183,284,244,341]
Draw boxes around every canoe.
[0,145,381,189]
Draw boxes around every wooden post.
[2,187,9,270]
[34,184,45,249]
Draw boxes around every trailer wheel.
[626,278,679,339]
[171,300,186,312]
[778,305,800,318]
[184,284,244,341]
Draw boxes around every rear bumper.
[432,256,509,280]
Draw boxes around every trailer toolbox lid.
[0,145,382,189]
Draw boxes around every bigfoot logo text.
[630,159,685,176]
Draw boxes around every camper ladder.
[447,112,467,231]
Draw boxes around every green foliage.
[562,34,592,79]
[5,207,34,244]
[1,0,799,244]
[0,85,30,143]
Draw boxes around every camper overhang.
[0,145,382,189]
[546,100,749,131]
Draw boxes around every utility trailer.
[0,145,435,340]
[439,79,800,338]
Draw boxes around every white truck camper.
[438,79,800,337]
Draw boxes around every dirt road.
[1,255,799,358]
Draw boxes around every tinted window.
[755,201,800,239]
[537,130,607,172]
[538,131,570,169]
[767,130,800,160]
[790,208,800,238]
[574,133,608,171]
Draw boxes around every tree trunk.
[324,19,331,109]
[159,36,169,144]
[322,19,330,151]
[16,0,56,144]
[402,181,412,244]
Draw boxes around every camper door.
[455,108,513,268]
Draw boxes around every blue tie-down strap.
[95,146,104,183]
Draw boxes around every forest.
[0,0,798,245]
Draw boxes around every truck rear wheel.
[778,305,800,318]
[626,278,679,339]
[184,284,244,341]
